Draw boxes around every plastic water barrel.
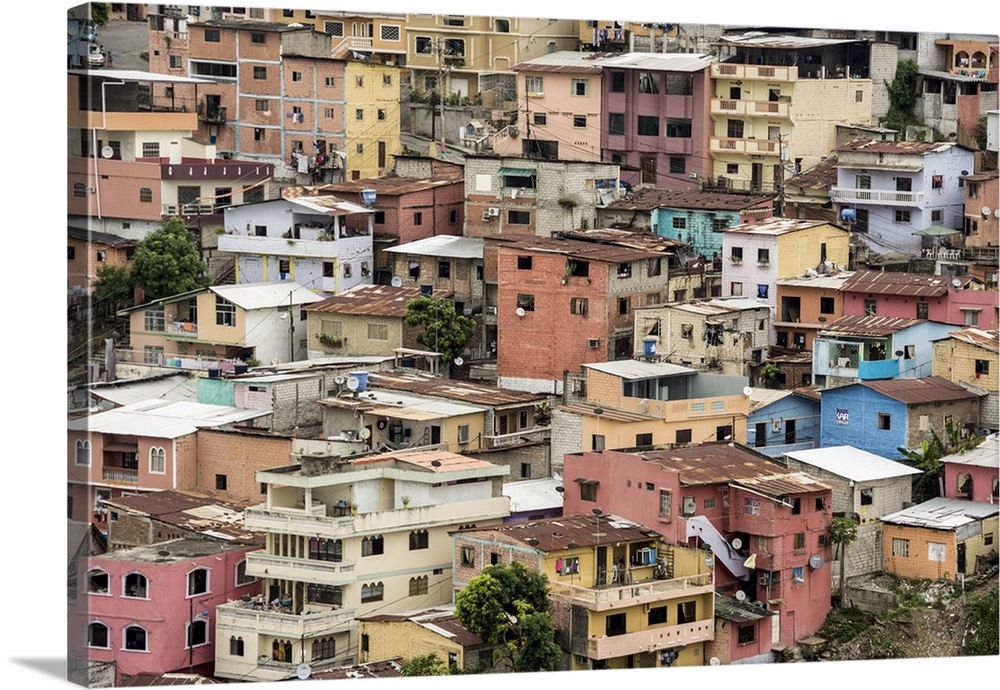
[349,370,369,392]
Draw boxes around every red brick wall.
[190,430,293,504]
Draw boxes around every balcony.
[586,620,714,659]
[102,467,138,484]
[167,321,198,337]
[551,573,713,612]
[245,552,357,586]
[709,137,780,157]
[483,426,550,449]
[858,358,900,380]
[830,187,925,205]
[711,98,792,119]
[712,63,796,82]
[161,202,216,217]
[216,599,356,639]
[197,104,227,125]
[218,234,368,259]
[921,247,966,262]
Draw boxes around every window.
[731,246,743,261]
[573,114,587,128]
[638,72,659,93]
[325,76,336,87]
[445,38,465,56]
[272,640,292,663]
[976,359,990,375]
[896,177,912,192]
[737,625,756,645]
[608,112,625,135]
[143,345,164,364]
[666,119,692,138]
[864,298,877,316]
[356,143,364,154]
[570,297,589,317]
[860,488,874,506]
[187,568,208,596]
[292,71,302,82]
[793,532,806,549]
[618,297,630,315]
[892,538,910,558]
[727,119,745,138]
[931,175,944,189]
[525,75,543,94]
[877,413,891,430]
[377,108,386,120]
[88,623,109,649]
[635,433,653,447]
[75,439,91,466]
[309,538,343,562]
[312,638,336,661]
[381,26,400,42]
[187,620,208,648]
[367,323,389,341]
[235,560,254,585]
[757,284,769,299]
[324,21,344,36]
[672,217,687,230]
[731,282,744,297]
[436,260,451,279]
[669,157,685,174]
[677,601,696,624]
[204,28,220,42]
[124,626,147,651]
[144,306,165,332]
[149,447,165,474]
[704,497,717,510]
[758,248,770,264]
[73,182,86,197]
[617,262,632,279]
[647,257,662,277]
[745,498,761,516]
[791,566,805,584]
[571,78,590,96]
[307,583,342,605]
[361,582,384,602]
[215,474,227,491]
[675,429,692,444]
[521,462,532,478]
[356,76,364,87]
[533,112,547,126]
[580,479,598,501]
[637,115,659,136]
[894,210,911,223]
[508,210,530,225]
[254,127,265,141]
[343,262,353,279]
[88,569,109,594]
[216,295,236,326]
[820,297,835,314]
[253,66,266,80]
[517,256,533,270]
[461,546,476,567]
[517,293,535,311]
[409,530,429,550]
[659,489,672,518]
[963,309,980,326]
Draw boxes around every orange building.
[774,270,854,351]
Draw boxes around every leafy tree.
[130,217,208,300]
[758,363,780,389]
[404,296,475,365]
[897,419,983,502]
[400,653,448,676]
[829,516,859,601]
[454,563,559,672]
[91,2,110,25]
[883,59,919,133]
[91,263,136,320]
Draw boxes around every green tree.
[91,263,136,320]
[130,217,208,300]
[91,2,109,25]
[883,59,919,133]
[829,516,859,602]
[400,653,449,676]
[454,563,560,672]
[404,296,475,365]
[897,419,983,502]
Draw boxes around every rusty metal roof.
[101,490,262,543]
[557,228,685,252]
[785,155,839,192]
[309,659,404,680]
[636,444,831,495]
[304,285,449,318]
[496,235,665,262]
[367,371,547,407]
[312,172,463,198]
[859,376,981,404]
[350,449,499,473]
[819,314,926,337]
[603,187,775,212]
[836,139,962,155]
[556,401,660,422]
[841,270,957,297]
[513,50,605,74]
[936,328,1000,353]
[359,607,484,647]
[119,673,221,686]
[462,513,660,552]
[718,217,843,236]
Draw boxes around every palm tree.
[829,516,858,602]
[897,419,983,503]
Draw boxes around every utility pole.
[776,132,788,217]
[430,39,446,156]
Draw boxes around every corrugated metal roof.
[841,270,958,297]
[385,235,484,259]
[777,270,854,289]
[513,50,605,73]
[87,374,199,407]
[819,313,925,337]
[556,402,659,422]
[354,449,498,473]
[321,389,485,419]
[714,593,775,622]
[68,225,136,247]
[749,388,793,413]
[68,69,216,84]
[315,173,462,197]
[359,606,484,646]
[309,659,403,680]
[662,297,770,316]
[859,376,981,404]
[719,217,844,236]
[67,400,269,439]
[286,195,372,215]
[503,475,565,514]
[836,139,960,155]
[462,513,660,551]
[881,497,999,530]
[594,52,715,72]
[101,490,261,542]
[497,235,665,263]
[940,434,1000,469]
[936,328,1000,353]
[603,187,775,212]
[210,282,325,310]
[558,228,685,253]
[119,672,221,686]
[785,446,922,482]
[304,285,442,317]
[784,154,840,192]
[583,360,696,379]
[917,69,989,83]
[367,371,546,407]
[716,33,866,49]
[94,536,255,564]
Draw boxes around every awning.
[912,226,961,236]
[573,478,599,485]
[497,167,537,177]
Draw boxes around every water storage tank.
[839,208,856,223]
[348,371,369,392]
[643,336,657,357]
[361,189,377,205]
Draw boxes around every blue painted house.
[813,316,957,388]
[747,387,822,457]
[819,377,982,459]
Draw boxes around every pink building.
[69,538,261,684]
[562,444,833,653]
[942,434,999,503]
[841,270,998,330]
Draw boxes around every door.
[214,187,232,213]
[378,141,386,168]
[784,419,797,445]
[729,86,741,99]
[641,156,657,185]
[205,94,222,119]
[751,163,762,191]
[596,546,608,586]
[430,425,441,445]
[754,422,766,448]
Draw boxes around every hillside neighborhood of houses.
[66,4,999,688]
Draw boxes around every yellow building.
[343,61,403,179]
[313,11,409,64]
[453,514,715,670]
[575,19,679,52]
[932,327,999,433]
[358,607,499,672]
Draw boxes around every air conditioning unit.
[482,210,491,221]
[681,496,696,517]
[485,306,497,315]
[487,207,500,217]
[588,338,600,349]
[759,572,771,586]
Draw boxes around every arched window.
[309,538,343,562]
[408,575,428,596]
[312,637,336,661]
[272,639,293,662]
[87,622,109,649]
[87,569,109,595]
[360,582,384,602]
[187,619,208,648]
[73,182,87,197]
[149,447,165,474]
[956,50,970,67]
[124,625,148,651]
[971,51,987,67]
[361,535,384,556]
[230,636,244,656]
[75,440,91,466]
[123,572,148,598]
[187,567,209,596]
[957,473,973,496]
[139,187,153,203]
[235,560,255,585]
[408,529,429,550]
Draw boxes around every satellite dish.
[703,555,714,567]
[453,356,464,366]
[346,376,360,391]
[731,537,743,550]
[710,657,721,666]
[735,590,747,602]
[809,554,825,569]
[952,277,962,288]
[334,375,345,385]
[295,663,312,680]
[995,208,1000,218]
[390,276,403,287]
[515,307,526,317]
[984,206,993,217]
[742,386,753,396]
[360,427,371,439]
[101,145,114,159]
[894,350,904,357]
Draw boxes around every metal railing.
[830,187,924,205]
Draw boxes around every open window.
[123,573,147,598]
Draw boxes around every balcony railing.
[482,426,550,449]
[167,321,198,337]
[331,36,374,58]
[197,104,227,124]
[586,619,714,659]
[245,552,357,585]
[858,358,900,380]
[215,599,356,638]
[711,99,791,119]
[102,467,138,484]
[712,63,795,82]
[551,573,713,611]
[161,202,216,216]
[709,137,780,156]
[830,187,924,205]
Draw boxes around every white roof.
[385,236,484,260]
[665,298,769,316]
[749,388,793,412]
[785,446,923,482]
[594,52,715,72]
[583,360,695,380]
[881,497,999,530]
[286,196,372,215]
[211,282,324,310]
[941,434,1000,469]
[68,69,216,84]
[517,51,606,68]
[87,374,199,407]
[777,271,855,289]
[351,390,486,418]
[68,400,268,439]
[503,475,564,514]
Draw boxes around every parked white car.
[86,44,105,68]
